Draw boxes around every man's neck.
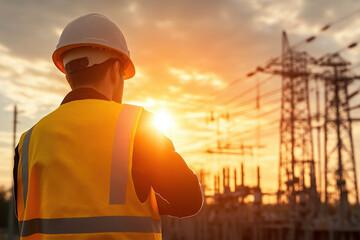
[61,87,110,105]
[73,84,113,101]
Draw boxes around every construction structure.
[161,31,360,240]
[320,53,360,223]
[276,32,318,212]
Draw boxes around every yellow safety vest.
[16,100,161,240]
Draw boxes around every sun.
[154,110,173,132]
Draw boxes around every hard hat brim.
[52,43,135,80]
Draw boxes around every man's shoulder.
[136,107,155,134]
[135,108,174,151]
[120,104,154,127]
[138,108,154,123]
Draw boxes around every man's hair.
[66,58,122,89]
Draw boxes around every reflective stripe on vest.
[110,104,140,204]
[19,216,161,237]
[21,126,34,208]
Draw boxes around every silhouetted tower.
[320,54,359,214]
[277,32,317,207]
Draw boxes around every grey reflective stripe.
[21,127,34,208]
[110,105,140,204]
[19,216,161,237]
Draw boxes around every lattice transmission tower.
[320,54,359,216]
[277,32,317,208]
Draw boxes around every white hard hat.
[52,13,135,80]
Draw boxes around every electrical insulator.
[247,72,255,77]
[321,24,331,31]
[256,66,264,72]
[306,36,316,42]
[348,42,357,49]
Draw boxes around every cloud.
[169,67,226,88]
[0,42,68,118]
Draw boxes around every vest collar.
[61,88,110,105]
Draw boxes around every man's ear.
[110,61,120,83]
[110,61,124,83]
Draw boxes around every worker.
[13,13,203,240]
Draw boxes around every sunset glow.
[2,2,360,239]
[0,1,359,200]
[154,110,173,132]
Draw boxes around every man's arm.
[132,110,203,218]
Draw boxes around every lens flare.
[154,111,173,132]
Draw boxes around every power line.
[176,8,360,156]
[233,129,279,144]
[229,98,281,118]
[224,118,280,142]
[174,87,280,121]
[177,100,281,149]
[178,110,280,152]
[182,120,280,155]
[183,77,246,112]
[180,74,272,113]
[220,75,276,106]
[289,8,360,50]
[245,8,360,78]
[232,89,281,108]
[175,8,360,116]
[315,39,360,64]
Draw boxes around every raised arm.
[132,110,203,218]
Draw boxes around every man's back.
[14,13,203,239]
[16,100,162,239]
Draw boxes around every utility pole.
[8,105,17,240]
[208,111,230,151]
[256,73,261,169]
[315,77,323,202]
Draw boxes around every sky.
[1,0,360,202]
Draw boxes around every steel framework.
[277,32,317,208]
[320,54,359,214]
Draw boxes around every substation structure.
[161,32,360,240]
